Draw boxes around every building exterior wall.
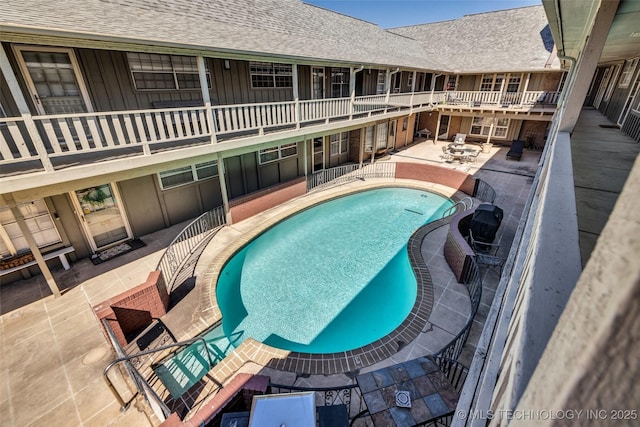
[395,114,416,149]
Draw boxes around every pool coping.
[198,180,466,376]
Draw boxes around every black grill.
[470,204,503,243]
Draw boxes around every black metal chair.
[469,230,506,276]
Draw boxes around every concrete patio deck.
[0,137,541,426]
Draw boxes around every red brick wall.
[93,270,170,348]
[395,163,476,196]
[229,178,307,223]
[348,129,362,163]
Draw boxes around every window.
[365,126,375,152]
[158,160,218,189]
[470,116,509,138]
[0,200,61,258]
[480,74,505,91]
[407,73,414,90]
[127,52,210,91]
[619,58,639,88]
[506,75,522,92]
[403,118,408,131]
[250,62,292,88]
[376,71,386,94]
[259,143,298,164]
[331,68,350,97]
[330,132,349,156]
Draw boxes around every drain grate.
[599,124,620,129]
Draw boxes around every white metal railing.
[1,90,560,171]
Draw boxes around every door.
[438,114,450,140]
[311,67,325,100]
[312,137,324,172]
[14,46,93,114]
[73,184,131,251]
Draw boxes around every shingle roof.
[0,1,558,73]
[388,5,559,73]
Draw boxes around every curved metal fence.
[474,178,496,204]
[156,205,227,292]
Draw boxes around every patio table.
[356,356,459,426]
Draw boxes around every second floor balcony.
[0,89,558,183]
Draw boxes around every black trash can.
[470,204,503,243]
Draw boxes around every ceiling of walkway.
[543,0,640,64]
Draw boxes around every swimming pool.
[216,187,454,353]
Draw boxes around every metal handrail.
[156,205,226,292]
[442,196,473,218]
[103,331,215,411]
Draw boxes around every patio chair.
[441,146,452,161]
[469,230,500,255]
[469,230,505,275]
[506,139,524,160]
[464,150,480,164]
[453,133,466,145]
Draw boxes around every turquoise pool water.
[155,187,452,397]
[217,187,453,353]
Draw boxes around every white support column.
[216,153,230,222]
[303,137,308,177]
[292,64,300,128]
[409,71,417,110]
[349,66,356,119]
[3,194,61,297]
[434,113,442,143]
[0,44,54,171]
[384,69,392,103]
[559,0,619,132]
[521,72,531,106]
[197,56,217,144]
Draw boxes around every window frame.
[376,71,386,94]
[126,52,211,91]
[469,116,510,138]
[0,200,62,258]
[250,62,293,89]
[158,160,218,190]
[258,142,298,164]
[330,132,349,157]
[331,67,350,98]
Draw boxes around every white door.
[72,184,131,251]
[14,46,93,114]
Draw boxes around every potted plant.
[481,142,493,153]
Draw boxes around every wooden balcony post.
[521,73,531,107]
[292,64,300,128]
[410,71,417,112]
[197,56,217,144]
[216,152,230,222]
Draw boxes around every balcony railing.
[0,90,558,174]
